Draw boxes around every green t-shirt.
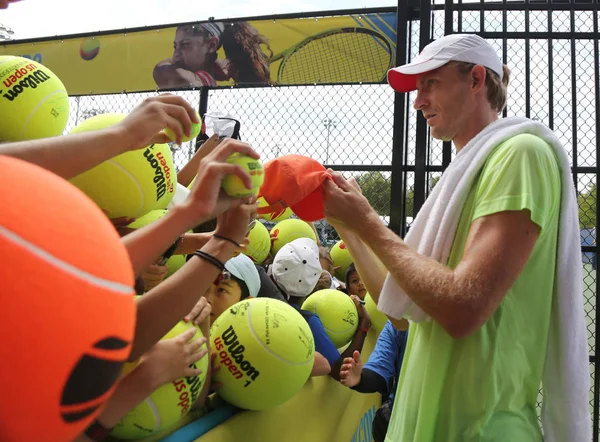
[386,133,562,442]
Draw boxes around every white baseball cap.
[272,238,321,298]
[225,254,261,298]
[387,34,503,93]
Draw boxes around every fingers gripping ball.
[127,210,188,278]
[244,221,271,265]
[257,196,293,222]
[222,154,264,198]
[364,293,388,332]
[164,112,202,143]
[330,240,354,280]
[0,156,136,442]
[302,289,359,348]
[270,218,317,256]
[0,55,70,141]
[210,298,315,410]
[69,114,177,219]
[111,321,209,440]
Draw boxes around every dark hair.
[192,218,218,234]
[345,263,358,287]
[230,274,251,300]
[222,22,272,84]
[134,277,145,295]
[179,22,271,85]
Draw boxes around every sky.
[1,0,396,40]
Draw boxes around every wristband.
[212,234,241,248]
[84,419,112,441]
[360,327,369,334]
[193,250,226,271]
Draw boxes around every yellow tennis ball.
[128,209,189,277]
[210,298,314,410]
[244,221,271,265]
[164,111,202,143]
[270,218,317,256]
[69,114,177,219]
[0,55,69,141]
[302,289,359,348]
[221,154,264,198]
[364,293,388,332]
[256,196,293,222]
[111,320,209,440]
[330,240,354,280]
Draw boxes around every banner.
[195,329,382,442]
[119,330,383,442]
[0,12,397,95]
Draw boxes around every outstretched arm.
[0,94,200,178]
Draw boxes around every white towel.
[377,117,591,441]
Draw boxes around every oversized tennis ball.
[221,154,264,198]
[69,113,176,219]
[364,293,388,332]
[80,38,100,61]
[210,298,314,410]
[0,156,135,442]
[111,321,209,440]
[257,196,293,222]
[0,55,69,141]
[164,112,202,143]
[270,218,317,256]
[127,209,189,278]
[244,221,271,264]
[330,240,354,280]
[302,289,359,348]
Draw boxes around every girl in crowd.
[154,22,272,88]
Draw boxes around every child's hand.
[142,263,169,292]
[139,327,208,390]
[184,296,212,331]
[209,351,223,391]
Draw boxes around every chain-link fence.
[65,1,599,437]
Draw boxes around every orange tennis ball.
[0,156,136,442]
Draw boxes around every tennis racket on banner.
[270,27,395,85]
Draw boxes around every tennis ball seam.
[20,89,67,140]
[143,397,162,433]
[313,293,357,333]
[246,302,313,367]
[0,224,132,294]
[102,158,146,217]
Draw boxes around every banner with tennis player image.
[0,12,397,94]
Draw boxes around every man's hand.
[339,350,363,388]
[115,94,200,149]
[323,171,379,233]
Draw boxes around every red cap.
[258,155,330,222]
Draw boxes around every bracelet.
[360,327,369,334]
[84,419,113,441]
[212,234,241,248]
[193,250,226,271]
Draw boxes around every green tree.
[355,171,391,216]
[579,182,596,229]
